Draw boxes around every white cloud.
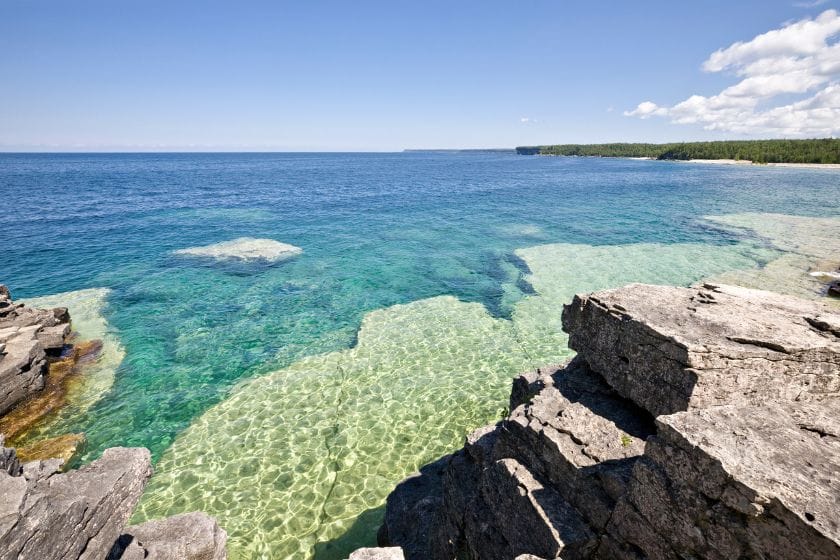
[519,117,538,123]
[624,101,667,118]
[793,0,829,8]
[626,9,840,136]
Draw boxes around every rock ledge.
[364,284,840,560]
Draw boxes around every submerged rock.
[704,213,840,303]
[14,432,86,466]
[173,237,302,263]
[368,283,840,560]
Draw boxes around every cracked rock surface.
[0,284,71,416]
[562,283,840,417]
[367,284,840,560]
[0,445,152,560]
[109,511,228,560]
[0,438,227,560]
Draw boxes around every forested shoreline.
[516,139,840,163]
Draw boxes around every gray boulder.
[0,446,152,560]
[109,511,227,560]
[346,548,405,560]
[0,285,72,415]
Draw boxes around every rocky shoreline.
[0,284,107,463]
[0,436,227,560]
[0,286,227,560]
[358,283,840,559]
[3,279,839,559]
[0,284,71,417]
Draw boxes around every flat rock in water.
[172,238,302,263]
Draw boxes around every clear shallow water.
[1,153,839,558]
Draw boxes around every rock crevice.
[0,285,71,417]
[370,284,840,560]
[0,437,228,560]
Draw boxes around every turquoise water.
[2,152,839,558]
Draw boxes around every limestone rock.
[347,548,405,560]
[378,359,636,560]
[51,307,71,325]
[608,401,840,559]
[479,458,596,559]
[370,284,840,560]
[36,324,71,353]
[173,238,302,263]
[0,437,19,476]
[0,447,152,560]
[109,511,227,560]
[0,435,227,560]
[562,283,840,417]
[0,328,47,416]
[493,357,655,531]
[0,285,72,415]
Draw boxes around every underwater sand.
[134,239,780,559]
[21,288,125,439]
[3,153,839,560]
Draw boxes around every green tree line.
[515,139,840,164]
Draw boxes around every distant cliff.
[356,283,840,560]
[516,139,840,163]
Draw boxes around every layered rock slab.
[379,358,644,560]
[0,438,228,560]
[371,284,840,560]
[606,401,840,559]
[109,511,227,560]
[0,445,152,560]
[494,357,655,532]
[0,285,71,416]
[562,283,840,417]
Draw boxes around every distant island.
[516,138,840,164]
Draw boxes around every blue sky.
[1,0,837,151]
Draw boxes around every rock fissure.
[366,284,840,560]
[314,360,352,543]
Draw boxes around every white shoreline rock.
[810,270,840,280]
[173,238,302,263]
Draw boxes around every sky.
[1,0,838,151]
